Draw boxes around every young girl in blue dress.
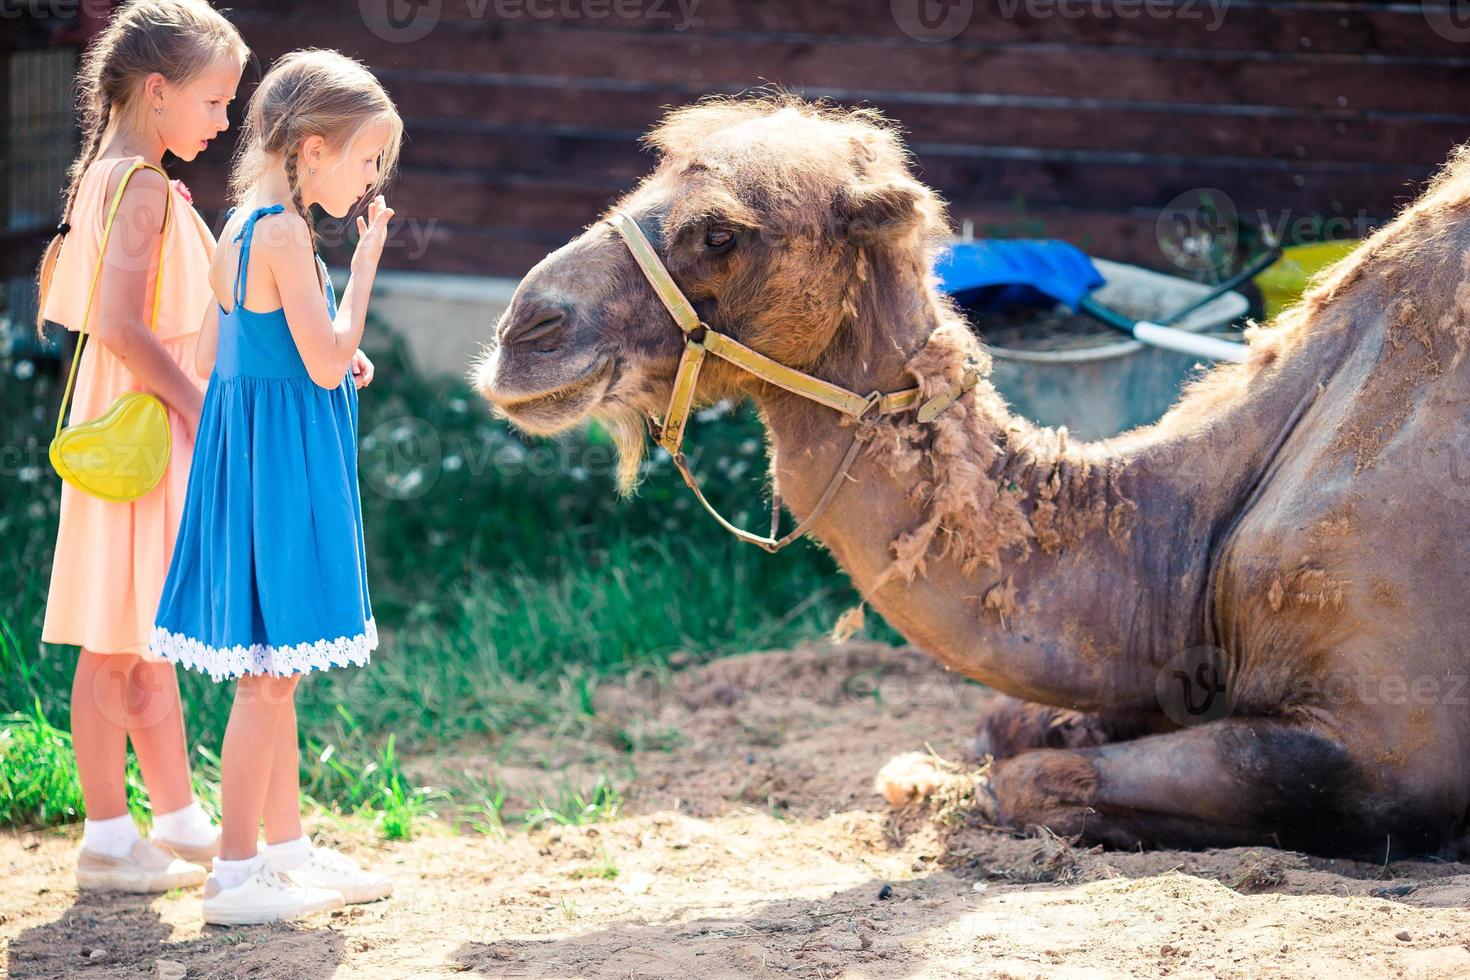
[149,48,403,926]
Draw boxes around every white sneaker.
[151,831,221,865]
[203,862,344,926]
[76,839,207,893]
[279,846,392,905]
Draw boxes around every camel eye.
[704,227,736,253]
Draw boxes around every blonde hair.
[229,49,403,243]
[35,0,247,334]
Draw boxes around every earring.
[308,167,316,176]
[153,105,163,116]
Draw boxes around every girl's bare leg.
[262,682,304,845]
[219,674,298,860]
[125,659,195,814]
[71,649,136,820]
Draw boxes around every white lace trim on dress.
[148,618,377,681]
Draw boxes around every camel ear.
[833,177,927,246]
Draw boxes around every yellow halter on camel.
[609,211,978,553]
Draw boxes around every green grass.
[0,701,83,827]
[0,321,901,837]
[0,699,221,828]
[522,774,624,830]
[569,845,621,880]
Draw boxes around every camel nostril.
[501,307,568,350]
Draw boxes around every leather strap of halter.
[612,212,960,421]
[610,210,978,552]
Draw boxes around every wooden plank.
[394,223,585,276]
[174,144,1407,282]
[915,152,1426,217]
[231,17,1468,114]
[387,172,625,229]
[184,3,1452,282]
[232,0,1470,58]
[361,199,1370,279]
[387,77,1470,169]
[941,203,1186,267]
[383,122,1428,217]
[178,155,1395,279]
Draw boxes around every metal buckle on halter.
[656,332,709,456]
[915,366,981,423]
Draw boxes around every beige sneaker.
[76,839,207,893]
[203,862,343,926]
[151,832,221,865]
[278,846,392,905]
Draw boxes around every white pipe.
[1132,321,1249,363]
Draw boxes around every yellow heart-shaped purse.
[49,161,173,502]
[49,391,172,502]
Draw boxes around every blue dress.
[149,205,376,680]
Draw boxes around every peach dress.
[41,156,217,657]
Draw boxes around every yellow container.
[1257,240,1361,320]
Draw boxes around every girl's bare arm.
[257,197,394,390]
[92,168,203,426]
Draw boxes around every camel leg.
[980,717,1441,857]
[882,716,1437,858]
[968,693,1158,761]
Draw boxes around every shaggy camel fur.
[474,95,1470,860]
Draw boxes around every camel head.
[472,95,951,491]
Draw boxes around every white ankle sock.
[82,813,141,858]
[263,836,312,871]
[151,801,218,847]
[212,854,261,890]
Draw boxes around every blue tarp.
[934,240,1105,312]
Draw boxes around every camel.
[472,95,1470,860]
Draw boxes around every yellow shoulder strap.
[53,161,174,440]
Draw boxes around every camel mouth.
[490,357,616,433]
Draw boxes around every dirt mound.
[602,641,989,820]
[4,641,1468,978]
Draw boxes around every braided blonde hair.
[35,0,247,335]
[229,49,403,246]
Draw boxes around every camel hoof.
[874,751,950,806]
[874,751,997,822]
[969,695,1119,761]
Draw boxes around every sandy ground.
[4,640,1469,979]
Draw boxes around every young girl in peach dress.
[35,0,246,892]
